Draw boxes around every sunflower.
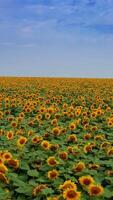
[75,109,81,117]
[47,107,54,114]
[17,136,27,147]
[0,163,8,173]
[73,162,85,172]
[67,146,73,154]
[83,133,92,140]
[94,135,104,140]
[50,144,59,151]
[45,113,51,120]
[47,157,58,167]
[51,119,58,126]
[2,152,12,161]
[59,180,77,191]
[6,131,14,140]
[61,128,67,134]
[59,151,68,161]
[32,184,47,196]
[91,126,97,132]
[0,129,4,136]
[107,170,113,176]
[83,144,92,153]
[68,135,77,143]
[47,169,59,180]
[41,140,50,150]
[89,163,100,170]
[11,121,17,128]
[8,158,19,169]
[100,141,110,149]
[69,123,76,131]
[52,127,60,136]
[107,148,113,156]
[0,172,9,184]
[32,135,43,144]
[79,176,94,187]
[63,188,81,200]
[28,130,34,136]
[55,113,60,119]
[0,158,4,164]
[88,184,104,196]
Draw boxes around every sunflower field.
[0,77,113,200]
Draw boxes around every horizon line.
[0,75,113,79]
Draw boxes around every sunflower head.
[17,136,27,147]
[73,162,85,172]
[11,121,17,128]
[47,156,58,167]
[3,152,12,161]
[47,169,59,180]
[69,123,76,131]
[0,172,9,184]
[63,188,81,200]
[107,148,113,156]
[88,184,104,196]
[6,131,14,140]
[84,144,92,153]
[32,184,47,196]
[68,134,77,143]
[0,163,8,173]
[32,135,43,144]
[52,127,60,136]
[59,180,77,191]
[79,175,94,187]
[41,140,50,150]
[59,151,68,161]
[8,158,19,169]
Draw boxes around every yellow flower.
[11,121,17,128]
[88,184,104,196]
[32,135,43,144]
[6,131,14,140]
[0,172,9,184]
[32,184,47,196]
[47,157,58,167]
[107,148,113,156]
[73,162,85,172]
[79,176,94,187]
[8,158,19,169]
[83,144,92,153]
[47,169,59,180]
[51,119,58,126]
[17,136,27,147]
[2,152,12,161]
[52,127,60,136]
[69,123,76,131]
[63,188,81,200]
[41,140,50,150]
[0,163,8,173]
[59,151,68,161]
[68,135,77,143]
[59,180,77,191]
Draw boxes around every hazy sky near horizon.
[0,0,113,77]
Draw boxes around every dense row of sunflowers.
[0,77,113,200]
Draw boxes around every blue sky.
[0,0,113,77]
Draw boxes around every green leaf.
[27,169,39,177]
[42,188,54,195]
[0,189,9,200]
[15,184,33,196]
[20,161,30,170]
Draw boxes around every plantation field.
[0,77,113,200]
